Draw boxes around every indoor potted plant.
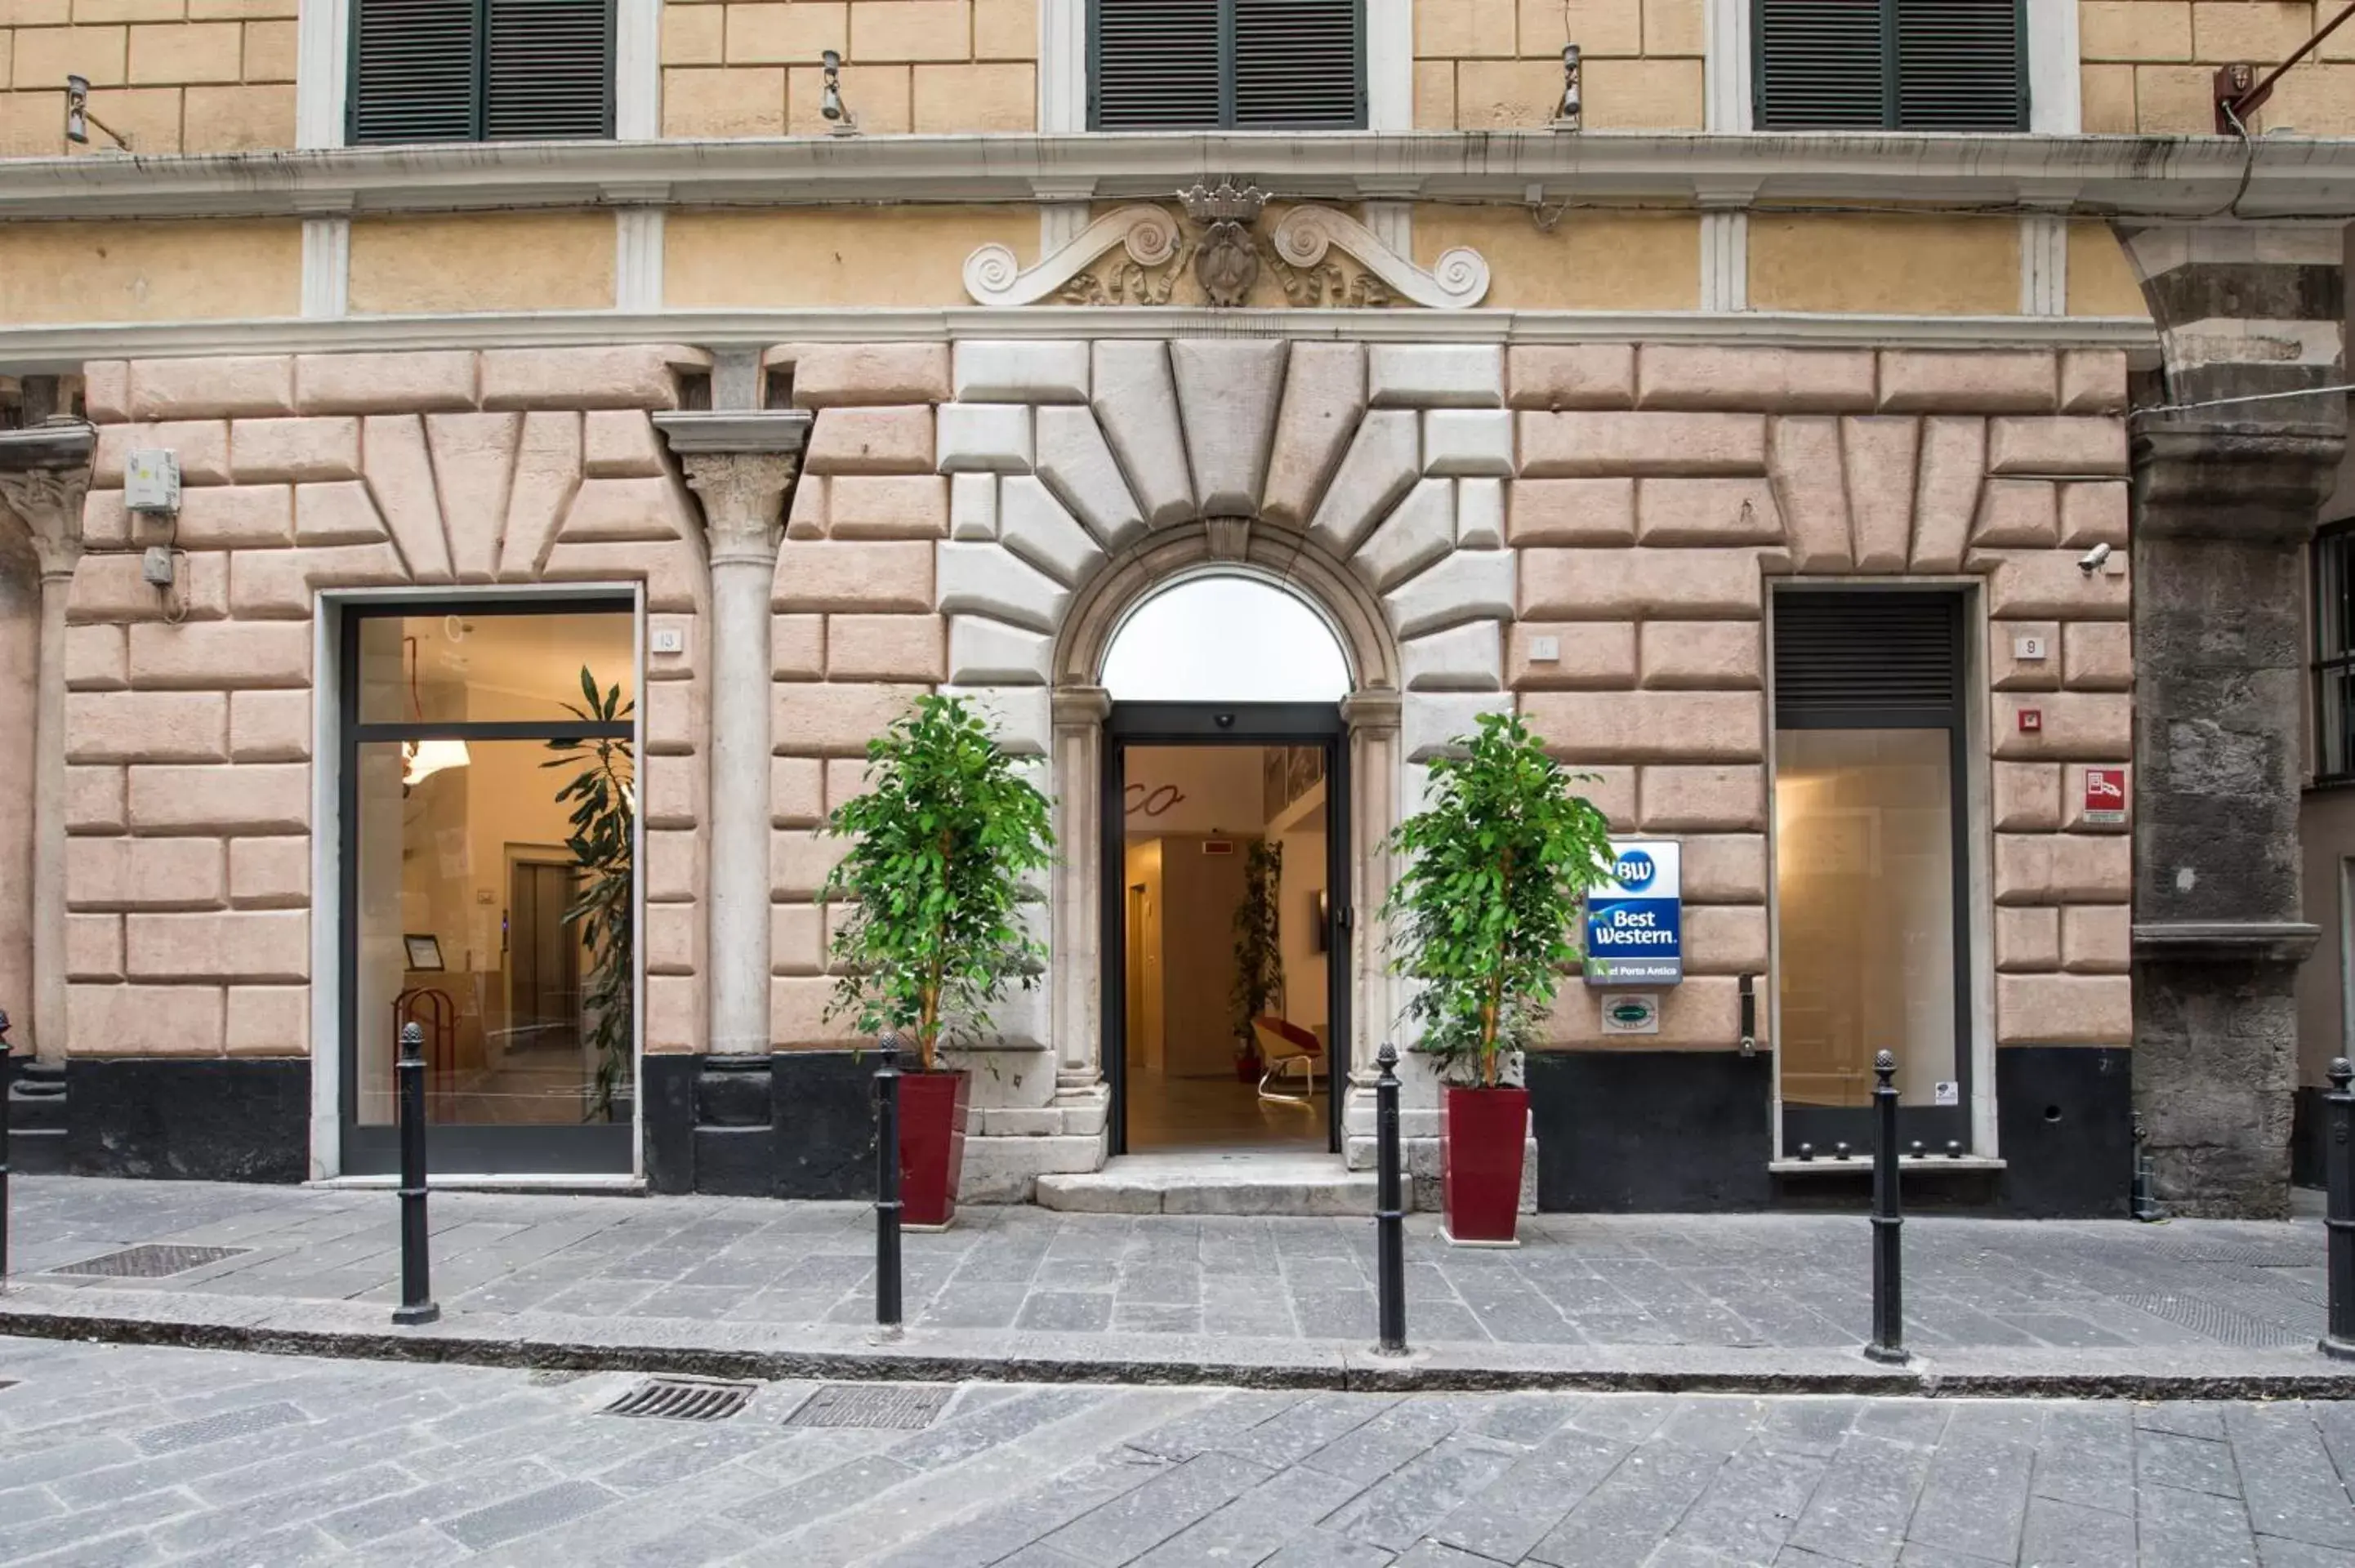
[821,694,1053,1228]
[545,667,635,1125]
[1382,711,1613,1244]
[1231,840,1285,1083]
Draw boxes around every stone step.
[1035,1151,1383,1217]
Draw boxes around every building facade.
[0,0,2348,1218]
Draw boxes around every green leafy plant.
[542,667,634,1123]
[1230,840,1286,1049]
[1380,711,1615,1089]
[820,694,1056,1074]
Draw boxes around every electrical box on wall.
[123,449,181,514]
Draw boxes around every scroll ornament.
[963,198,1490,310]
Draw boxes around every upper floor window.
[349,0,615,145]
[2317,523,2355,782]
[1090,0,1363,131]
[1755,0,2027,131]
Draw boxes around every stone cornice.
[6,132,2355,223]
[0,305,2161,373]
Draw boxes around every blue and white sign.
[1583,840,1683,986]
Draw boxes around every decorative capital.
[0,466,91,577]
[680,452,797,563]
[1051,684,1114,728]
[1340,687,1404,735]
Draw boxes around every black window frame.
[1769,586,1976,1155]
[346,0,618,147]
[337,595,639,1176]
[1753,0,2030,132]
[1087,0,1367,131]
[2315,521,2355,785]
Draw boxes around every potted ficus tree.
[544,668,635,1125]
[1230,841,1284,1082]
[1383,711,1614,1245]
[821,695,1054,1229]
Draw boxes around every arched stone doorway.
[1041,520,1410,1178]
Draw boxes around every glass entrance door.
[339,600,638,1174]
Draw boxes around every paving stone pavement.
[1,1176,2339,1368]
[4,1334,2355,1566]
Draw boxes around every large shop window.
[2316,523,2355,782]
[1755,0,2027,131]
[1772,590,1973,1152]
[349,0,615,145]
[1091,0,1363,129]
[341,603,637,1174]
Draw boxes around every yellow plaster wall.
[1749,215,2021,316]
[661,0,1037,136]
[0,2,295,158]
[1416,0,1704,130]
[663,205,1029,306]
[1416,206,1701,310]
[2067,220,2152,318]
[2080,0,2355,133]
[347,212,617,315]
[0,218,298,321]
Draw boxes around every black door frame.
[1772,588,1974,1154]
[1101,702,1351,1157]
[337,595,637,1175]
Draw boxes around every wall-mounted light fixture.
[819,50,860,136]
[1554,45,1582,131]
[65,74,131,150]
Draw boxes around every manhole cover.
[600,1378,756,1423]
[785,1384,951,1430]
[47,1245,248,1279]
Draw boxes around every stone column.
[1049,685,1112,1132]
[2118,220,2349,1217]
[0,461,89,1063]
[679,452,796,1058]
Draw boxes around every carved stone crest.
[1178,180,1269,308]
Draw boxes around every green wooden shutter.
[1233,0,1363,128]
[1092,0,1362,130]
[1092,0,1223,129]
[485,0,614,139]
[350,0,480,143]
[1894,0,2026,131]
[1755,0,2024,131]
[1755,0,1888,129]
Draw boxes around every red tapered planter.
[899,1069,970,1229]
[1442,1085,1530,1245]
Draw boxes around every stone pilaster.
[1049,684,1111,1099]
[680,448,796,1059]
[1339,686,1411,1165]
[2117,220,2349,1216]
[0,452,90,1064]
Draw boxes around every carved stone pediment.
[964,196,1490,310]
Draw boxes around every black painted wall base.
[2294,1085,2326,1189]
[1525,1045,2134,1217]
[639,1050,878,1198]
[65,1058,310,1183]
[1528,1049,1774,1212]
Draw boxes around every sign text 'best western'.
[1583,840,1683,987]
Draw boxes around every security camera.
[2078,542,2112,574]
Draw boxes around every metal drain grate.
[785,1384,952,1430]
[47,1244,248,1279]
[2116,1293,2309,1348]
[600,1378,757,1423]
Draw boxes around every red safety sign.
[2084,767,2127,827]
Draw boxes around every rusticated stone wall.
[760,337,2135,1189]
[62,345,716,1062]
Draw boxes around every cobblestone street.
[5,1335,2355,1567]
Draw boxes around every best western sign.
[1583,840,1684,987]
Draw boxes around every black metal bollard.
[1373,1043,1407,1356]
[2324,1058,2355,1361]
[393,1022,439,1326]
[874,1031,903,1336]
[1862,1049,1906,1364]
[0,1009,15,1283]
